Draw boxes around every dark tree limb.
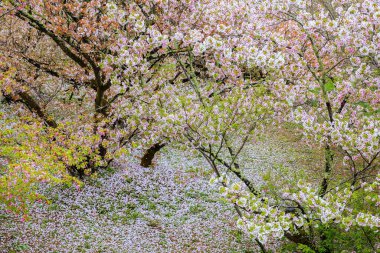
[140,143,166,167]
[17,91,57,128]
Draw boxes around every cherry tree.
[0,0,188,213]
[0,0,379,251]
[117,0,379,251]
[188,0,380,251]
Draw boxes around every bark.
[320,144,334,196]
[319,89,334,196]
[140,143,166,167]
[93,81,112,164]
[17,91,57,128]
[230,165,260,196]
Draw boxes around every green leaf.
[356,101,370,109]
[324,79,335,92]
[309,88,321,94]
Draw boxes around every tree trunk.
[140,143,166,167]
[319,143,334,196]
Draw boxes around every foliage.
[0,112,85,215]
[0,0,379,251]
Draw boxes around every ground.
[0,126,322,253]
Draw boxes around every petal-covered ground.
[0,127,322,253]
[0,149,257,253]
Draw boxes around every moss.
[146,218,161,227]
[189,204,206,214]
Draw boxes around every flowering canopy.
[0,0,379,251]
